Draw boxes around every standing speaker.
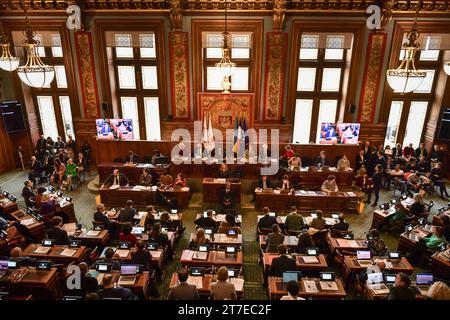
[348,104,356,114]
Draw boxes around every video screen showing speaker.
[1,101,26,133]
[96,119,134,141]
[318,123,338,144]
[438,108,450,141]
[336,123,360,145]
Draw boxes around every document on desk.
[20,218,35,226]
[181,187,190,192]
[303,280,318,293]
[187,276,203,288]
[149,250,162,259]
[60,248,77,257]
[230,278,244,291]
[319,281,338,291]
[336,239,358,248]
[216,178,226,184]
[181,250,194,260]
[115,249,130,258]
[34,246,51,254]
[302,256,319,264]
[86,230,100,237]
[192,251,208,260]
[346,192,356,197]
[109,185,120,190]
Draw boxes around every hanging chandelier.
[17,10,54,88]
[215,0,235,79]
[0,29,20,71]
[386,4,426,93]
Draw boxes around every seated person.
[266,224,285,253]
[387,273,417,300]
[422,227,446,250]
[416,156,430,173]
[295,232,315,254]
[159,211,177,231]
[219,181,235,212]
[332,213,350,232]
[94,247,120,270]
[257,207,277,232]
[138,168,152,187]
[93,203,113,227]
[75,152,87,176]
[9,247,37,267]
[151,149,163,165]
[429,162,449,200]
[167,268,199,300]
[284,206,305,232]
[119,223,138,246]
[28,156,42,184]
[337,155,351,171]
[406,172,423,196]
[148,222,169,247]
[131,240,153,272]
[189,227,210,249]
[258,175,273,190]
[367,229,387,256]
[96,274,138,300]
[280,280,305,300]
[280,145,295,161]
[430,144,443,164]
[218,214,240,233]
[218,164,230,179]
[440,215,450,241]
[63,262,98,298]
[316,150,331,168]
[288,153,302,171]
[415,143,428,159]
[426,281,450,300]
[210,267,237,300]
[389,203,413,228]
[40,194,56,216]
[194,209,217,231]
[34,186,47,209]
[390,164,407,194]
[144,205,157,228]
[118,200,136,223]
[65,158,77,188]
[269,244,297,277]
[46,216,69,245]
[50,159,66,187]
[22,180,36,208]
[124,150,139,164]
[279,175,292,190]
[409,193,429,219]
[155,183,177,210]
[174,173,187,188]
[321,175,339,194]
[103,169,129,188]
[310,210,326,231]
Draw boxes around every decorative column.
[169,0,191,120]
[262,0,287,121]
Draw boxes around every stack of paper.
[303,280,318,293]
[34,246,51,254]
[319,281,338,291]
[302,256,319,264]
[20,218,35,226]
[346,192,356,197]
[230,278,244,291]
[187,276,203,288]
[192,251,208,260]
[60,249,77,257]
[109,185,120,190]
[181,250,194,260]
[87,230,100,237]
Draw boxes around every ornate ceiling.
[1,0,450,15]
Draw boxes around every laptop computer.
[146,243,158,251]
[94,263,112,284]
[310,212,318,219]
[385,274,396,287]
[69,240,81,248]
[357,250,373,266]
[319,272,338,291]
[415,273,433,295]
[282,271,301,289]
[225,246,237,256]
[7,260,17,269]
[118,242,131,249]
[118,265,137,285]
[367,272,389,294]
[331,213,339,220]
[42,239,55,247]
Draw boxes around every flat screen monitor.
[96,119,134,141]
[336,123,361,145]
[318,123,338,144]
[0,101,26,132]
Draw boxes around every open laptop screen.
[357,251,371,260]
[120,265,137,276]
[385,274,396,285]
[416,274,433,285]
[367,272,384,284]
[282,271,300,284]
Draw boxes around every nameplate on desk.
[60,248,77,257]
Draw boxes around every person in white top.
[280,280,305,300]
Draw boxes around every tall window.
[12,31,74,141]
[384,35,441,148]
[292,34,350,143]
[107,32,161,140]
[203,33,252,91]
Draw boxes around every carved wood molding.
[3,1,450,14]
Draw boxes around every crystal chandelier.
[17,10,54,88]
[0,28,20,71]
[215,0,235,91]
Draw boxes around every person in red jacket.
[403,143,415,158]
[119,223,137,246]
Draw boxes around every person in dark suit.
[430,144,443,164]
[355,149,366,172]
[316,151,331,168]
[415,143,428,159]
[257,207,277,232]
[124,150,139,164]
[9,247,37,267]
[429,162,449,200]
[41,150,54,175]
[21,180,36,208]
[64,262,98,297]
[363,141,371,160]
[219,181,235,213]
[54,136,65,150]
[368,164,383,207]
[131,240,153,272]
[332,213,350,232]
[138,168,152,186]
[94,203,113,225]
[103,169,129,188]
[387,273,417,300]
[94,248,120,270]
[96,274,138,300]
[46,216,69,245]
[36,135,46,154]
[258,175,273,190]
[194,209,217,231]
[155,183,177,210]
[218,164,230,179]
[268,245,297,277]
[118,200,136,223]
[266,224,285,253]
[167,268,199,300]
[28,156,42,184]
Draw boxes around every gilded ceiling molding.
[169,0,183,31]
[272,0,286,32]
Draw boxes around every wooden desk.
[285,169,354,190]
[10,210,46,242]
[168,273,244,298]
[0,196,19,215]
[397,226,433,254]
[189,233,243,247]
[268,277,346,300]
[195,213,242,226]
[98,162,169,185]
[63,225,110,247]
[364,283,389,300]
[23,244,87,265]
[90,270,151,299]
[432,210,450,225]
[55,201,77,223]
[100,186,153,208]
[327,237,368,254]
[160,188,190,208]
[0,267,59,299]
[262,253,328,273]
[99,247,164,270]
[202,178,241,203]
[259,235,298,249]
[180,250,243,269]
[371,209,394,230]
[294,190,362,214]
[430,250,450,281]
[255,190,295,210]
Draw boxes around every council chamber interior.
[0,0,449,302]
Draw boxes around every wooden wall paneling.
[359,123,388,148]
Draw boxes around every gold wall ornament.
[380,0,395,30]
[273,0,286,32]
[169,0,183,31]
